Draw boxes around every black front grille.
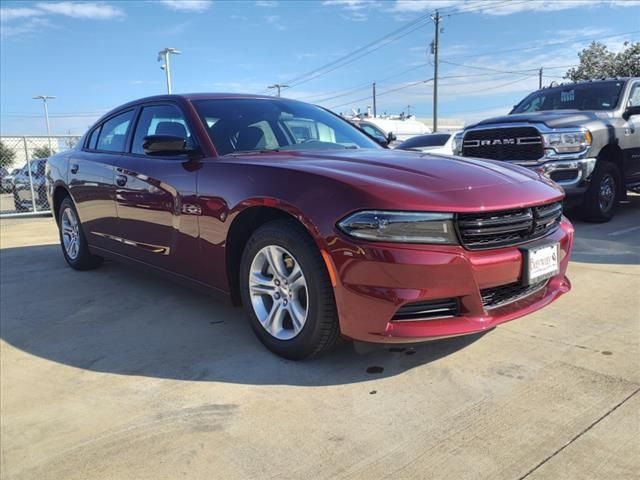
[462,127,543,161]
[481,280,548,310]
[457,201,562,250]
[392,298,460,321]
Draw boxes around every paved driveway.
[1,198,638,479]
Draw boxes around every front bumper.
[328,218,574,343]
[533,158,596,196]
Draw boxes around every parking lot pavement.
[1,197,638,480]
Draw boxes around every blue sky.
[1,0,639,135]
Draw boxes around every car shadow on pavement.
[0,244,487,386]
[564,194,640,265]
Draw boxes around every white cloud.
[0,7,44,22]
[266,14,286,30]
[158,0,213,12]
[256,1,278,7]
[0,17,51,38]
[391,0,639,15]
[322,0,373,10]
[35,2,124,19]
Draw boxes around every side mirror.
[387,132,397,143]
[622,105,640,120]
[142,135,196,156]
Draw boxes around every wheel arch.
[225,202,331,307]
[597,143,627,199]
[52,184,73,225]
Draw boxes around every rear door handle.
[116,174,128,187]
[70,164,79,174]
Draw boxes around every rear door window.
[96,110,134,152]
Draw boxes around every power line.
[306,63,430,103]
[443,30,640,61]
[277,11,436,90]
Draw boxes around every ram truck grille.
[462,127,543,161]
[456,201,562,250]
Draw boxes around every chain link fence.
[0,135,81,217]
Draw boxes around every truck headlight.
[542,130,591,153]
[452,132,464,155]
[337,211,458,244]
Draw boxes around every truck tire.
[580,160,620,223]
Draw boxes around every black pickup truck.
[454,78,640,221]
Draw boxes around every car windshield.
[193,98,380,155]
[512,80,626,113]
[399,133,450,149]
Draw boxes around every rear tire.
[239,219,339,360]
[58,196,103,270]
[580,160,620,223]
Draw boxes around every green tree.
[32,145,54,159]
[565,41,640,81]
[0,141,16,169]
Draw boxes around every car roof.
[98,93,304,124]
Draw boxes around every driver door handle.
[116,174,128,187]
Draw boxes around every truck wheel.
[580,161,620,223]
[239,219,340,360]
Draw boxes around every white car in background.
[395,131,461,155]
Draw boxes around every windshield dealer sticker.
[560,90,575,102]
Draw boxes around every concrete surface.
[1,197,639,480]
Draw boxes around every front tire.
[239,219,339,360]
[58,196,103,270]
[580,160,620,223]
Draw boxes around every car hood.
[467,110,608,129]
[229,149,564,212]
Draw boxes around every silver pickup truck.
[454,78,640,222]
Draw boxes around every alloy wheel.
[248,245,309,340]
[598,173,616,213]
[61,207,80,260]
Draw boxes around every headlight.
[542,130,591,153]
[452,132,464,155]
[337,210,458,244]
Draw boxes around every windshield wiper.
[225,149,280,156]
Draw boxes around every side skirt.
[89,245,233,304]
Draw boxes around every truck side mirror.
[387,132,397,143]
[623,105,640,120]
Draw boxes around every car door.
[621,80,640,184]
[67,109,135,251]
[114,102,199,277]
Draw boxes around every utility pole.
[431,10,441,132]
[407,105,412,116]
[32,95,55,150]
[157,48,181,94]
[372,82,377,117]
[539,67,543,89]
[268,84,289,97]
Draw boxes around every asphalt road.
[1,197,638,480]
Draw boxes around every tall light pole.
[32,95,55,149]
[431,10,441,132]
[157,47,181,94]
[268,84,289,97]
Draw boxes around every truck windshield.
[512,80,625,113]
[193,98,380,156]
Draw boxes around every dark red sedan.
[46,94,573,359]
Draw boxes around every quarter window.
[96,110,134,152]
[131,104,192,155]
[629,83,640,107]
[86,126,101,150]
